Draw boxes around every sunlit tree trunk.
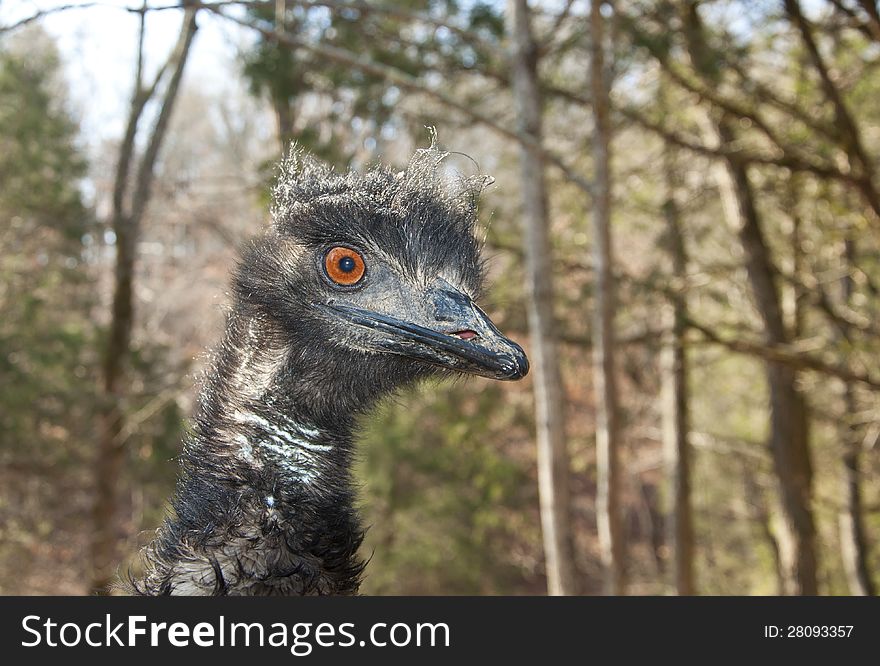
[506,0,577,596]
[589,0,625,596]
[740,461,785,595]
[660,134,695,596]
[837,238,875,596]
[274,98,296,153]
[785,176,807,339]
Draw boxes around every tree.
[0,27,95,594]
[91,3,198,594]
[506,0,577,596]
[837,237,875,596]
[658,101,695,596]
[682,1,816,595]
[241,2,307,151]
[590,0,626,596]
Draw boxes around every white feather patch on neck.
[229,319,288,401]
[231,410,332,484]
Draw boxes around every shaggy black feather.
[131,142,503,595]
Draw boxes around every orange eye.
[323,246,366,286]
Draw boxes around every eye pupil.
[339,256,355,273]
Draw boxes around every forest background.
[2,0,879,596]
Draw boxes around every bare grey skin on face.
[132,144,528,596]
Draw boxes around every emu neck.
[141,312,374,596]
[199,311,361,485]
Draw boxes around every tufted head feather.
[268,143,491,297]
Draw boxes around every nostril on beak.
[432,286,474,323]
[449,329,478,341]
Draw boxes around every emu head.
[233,145,528,407]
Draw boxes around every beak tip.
[499,341,529,380]
[518,353,530,379]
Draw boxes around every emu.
[133,144,528,595]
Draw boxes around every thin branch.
[139,0,488,46]
[538,0,578,51]
[114,387,183,445]
[546,82,852,186]
[112,3,152,221]
[111,1,185,221]
[135,2,147,90]
[289,0,482,44]
[828,0,880,42]
[725,57,840,142]
[0,2,104,33]
[619,103,850,182]
[777,268,880,340]
[686,316,880,390]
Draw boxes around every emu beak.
[324,280,529,381]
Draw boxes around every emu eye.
[323,246,366,286]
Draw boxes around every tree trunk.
[274,97,296,153]
[740,461,786,595]
[273,0,296,153]
[659,134,695,596]
[90,7,198,594]
[787,177,806,339]
[589,0,625,596]
[506,0,577,596]
[713,119,817,595]
[682,0,817,596]
[837,239,875,596]
[839,384,875,596]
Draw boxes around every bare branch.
[135,2,147,90]
[687,317,880,391]
[289,0,482,45]
[827,0,880,42]
[111,3,151,222]
[777,268,880,340]
[619,103,851,183]
[724,57,840,142]
[143,0,488,46]
[0,2,104,33]
[538,0,578,50]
